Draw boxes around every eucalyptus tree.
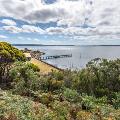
[0,42,26,83]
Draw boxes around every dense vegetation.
[0,42,120,120]
[0,42,26,84]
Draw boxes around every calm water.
[17,46,120,70]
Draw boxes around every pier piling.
[41,54,72,60]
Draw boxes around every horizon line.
[12,44,120,46]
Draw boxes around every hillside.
[0,42,120,120]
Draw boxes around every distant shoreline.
[13,44,120,46]
[13,44,74,46]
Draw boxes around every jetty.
[24,52,61,74]
[40,54,72,60]
[23,49,71,74]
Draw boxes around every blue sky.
[0,0,120,45]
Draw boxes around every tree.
[0,42,26,83]
[76,58,120,98]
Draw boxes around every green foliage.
[9,62,64,95]
[85,58,120,97]
[51,100,70,120]
[37,71,64,92]
[26,63,40,72]
[0,42,26,62]
[0,42,26,83]
[0,90,57,120]
[112,92,120,109]
[63,88,80,102]
[80,94,108,110]
[9,62,40,94]
[39,93,54,106]
[63,59,120,99]
[0,42,120,120]
[50,71,64,81]
[76,111,92,120]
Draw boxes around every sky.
[0,0,120,45]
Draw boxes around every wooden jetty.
[40,54,72,60]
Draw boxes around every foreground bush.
[9,62,40,95]
[0,90,120,120]
[0,90,57,120]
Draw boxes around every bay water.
[16,45,120,70]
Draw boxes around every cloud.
[24,8,67,23]
[0,0,90,25]
[0,35,8,39]
[2,25,45,34]
[0,0,42,20]
[3,26,22,33]
[1,19,16,26]
[45,26,120,36]
[22,25,45,34]
[0,0,120,44]
[0,0,120,28]
[46,27,65,34]
[89,0,120,27]
[2,24,120,39]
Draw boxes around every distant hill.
[12,44,43,46]
[12,44,75,46]
[12,44,120,46]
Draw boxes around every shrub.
[112,92,120,109]
[63,88,80,102]
[38,72,64,92]
[76,111,92,120]
[9,62,40,95]
[51,100,70,120]
[70,59,120,99]
[0,90,57,120]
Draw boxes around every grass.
[30,58,59,74]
